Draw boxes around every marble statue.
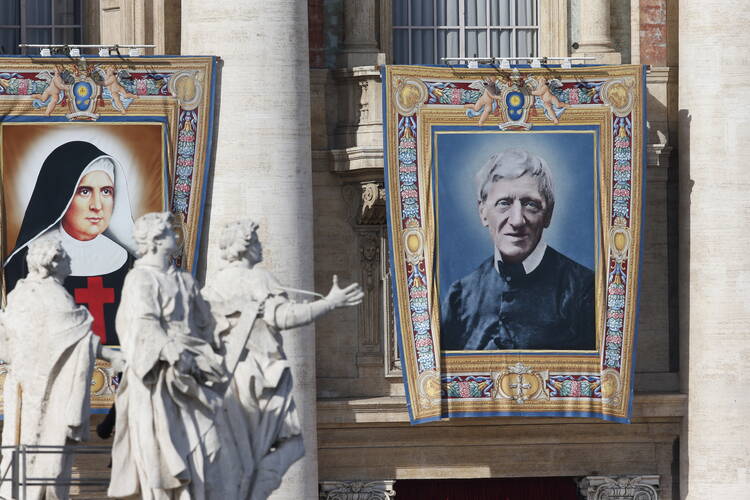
[204,220,364,500]
[107,212,251,500]
[0,236,123,500]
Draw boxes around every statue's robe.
[108,262,250,500]
[205,265,305,500]
[0,276,99,500]
[441,246,596,351]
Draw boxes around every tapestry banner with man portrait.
[383,64,645,423]
[0,56,217,411]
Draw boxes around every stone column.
[181,2,317,499]
[573,0,621,64]
[679,1,750,498]
[338,0,384,67]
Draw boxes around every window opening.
[0,0,83,55]
[393,0,539,65]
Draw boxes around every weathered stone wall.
[679,1,750,498]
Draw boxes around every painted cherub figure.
[32,67,70,116]
[465,77,504,126]
[101,67,137,113]
[527,76,568,124]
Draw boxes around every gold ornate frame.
[383,64,644,423]
[0,56,217,410]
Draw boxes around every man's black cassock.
[3,141,132,345]
[441,246,595,351]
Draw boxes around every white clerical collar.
[58,225,128,276]
[495,239,547,275]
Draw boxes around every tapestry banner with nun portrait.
[382,64,645,423]
[0,56,217,411]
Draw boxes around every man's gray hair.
[27,236,65,278]
[133,212,174,257]
[475,148,555,217]
[218,220,260,263]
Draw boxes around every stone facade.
[16,0,734,498]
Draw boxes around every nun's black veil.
[4,141,114,292]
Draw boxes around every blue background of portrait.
[434,126,598,300]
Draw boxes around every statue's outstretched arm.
[268,275,364,330]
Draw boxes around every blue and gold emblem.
[497,69,532,130]
[73,81,93,109]
[505,91,525,121]
[66,77,100,120]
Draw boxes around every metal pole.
[10,450,18,500]
[21,446,26,500]
[17,44,156,48]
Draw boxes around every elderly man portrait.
[440,148,596,351]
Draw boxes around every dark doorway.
[395,477,582,500]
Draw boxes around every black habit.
[441,246,596,351]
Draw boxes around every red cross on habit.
[74,276,115,343]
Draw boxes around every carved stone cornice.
[320,480,396,500]
[332,66,382,80]
[579,475,659,500]
[331,147,384,178]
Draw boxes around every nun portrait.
[3,141,137,345]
